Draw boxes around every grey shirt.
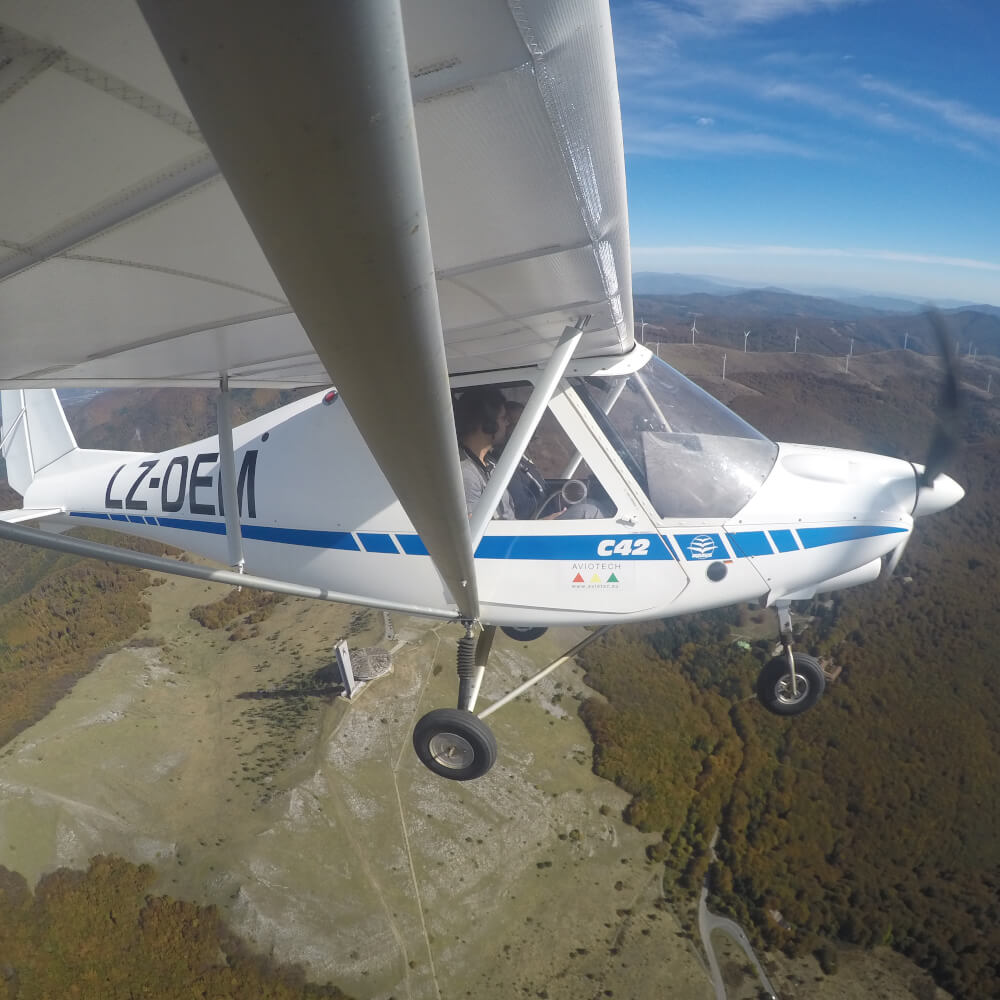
[460,449,515,520]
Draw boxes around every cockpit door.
[472,382,690,622]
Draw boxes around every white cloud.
[637,0,876,37]
[633,244,1000,272]
[860,76,1000,148]
[695,116,715,126]
[625,124,818,158]
[621,58,992,159]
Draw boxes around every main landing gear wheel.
[413,708,498,781]
[500,626,548,642]
[756,653,826,716]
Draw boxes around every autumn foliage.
[578,362,1000,998]
[0,855,353,999]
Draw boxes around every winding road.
[698,829,779,1000]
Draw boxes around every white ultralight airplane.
[0,1,963,780]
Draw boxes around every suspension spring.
[456,633,477,680]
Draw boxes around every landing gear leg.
[413,622,499,781]
[458,622,495,712]
[756,601,825,716]
[777,602,797,699]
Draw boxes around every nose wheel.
[756,652,825,715]
[756,602,826,716]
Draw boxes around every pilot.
[454,386,515,520]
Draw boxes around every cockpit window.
[452,382,617,520]
[571,356,777,518]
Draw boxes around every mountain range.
[633,271,997,316]
[633,285,1000,361]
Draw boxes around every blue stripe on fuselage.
[473,533,673,561]
[67,513,905,560]
[727,530,774,557]
[796,524,906,549]
[768,529,799,552]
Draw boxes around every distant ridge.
[635,288,886,322]
[632,272,997,311]
[632,272,746,296]
[793,287,975,313]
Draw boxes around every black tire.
[756,653,826,716]
[500,626,548,642]
[413,709,498,781]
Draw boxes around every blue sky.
[610,0,1000,304]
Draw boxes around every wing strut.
[216,375,245,572]
[137,0,478,619]
[0,518,459,620]
[469,320,588,549]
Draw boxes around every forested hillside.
[0,388,310,749]
[67,386,313,453]
[0,484,152,748]
[579,356,1000,998]
[0,855,353,999]
[0,388,348,998]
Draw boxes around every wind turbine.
[743,329,751,352]
[793,328,800,353]
[903,331,909,350]
[691,317,698,345]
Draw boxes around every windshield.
[571,356,777,518]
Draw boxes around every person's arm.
[461,460,484,518]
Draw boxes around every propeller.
[917,309,963,489]
[885,310,965,577]
[884,532,910,577]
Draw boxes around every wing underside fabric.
[0,0,633,389]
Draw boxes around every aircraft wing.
[0,0,632,389]
[0,0,632,620]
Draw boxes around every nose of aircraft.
[912,471,965,517]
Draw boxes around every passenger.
[499,401,547,519]
[454,387,515,520]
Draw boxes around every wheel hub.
[427,731,477,770]
[775,673,809,705]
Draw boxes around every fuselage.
[22,349,961,626]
